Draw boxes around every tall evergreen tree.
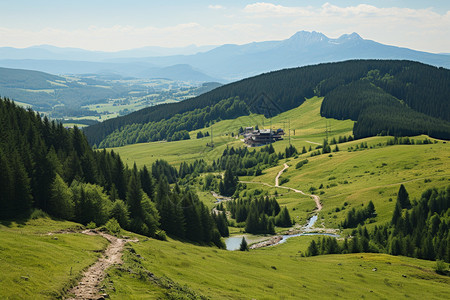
[140,165,155,200]
[126,164,143,220]
[239,237,249,251]
[49,174,74,219]
[397,184,411,209]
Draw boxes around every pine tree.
[307,240,319,256]
[397,184,411,209]
[140,165,154,200]
[239,237,249,251]
[0,149,13,219]
[276,206,292,227]
[49,174,74,219]
[245,208,259,234]
[110,199,130,229]
[127,164,143,220]
[222,165,238,196]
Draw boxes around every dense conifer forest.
[84,60,450,147]
[0,98,224,248]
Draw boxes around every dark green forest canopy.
[84,60,450,146]
[321,80,450,139]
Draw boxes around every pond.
[225,235,265,251]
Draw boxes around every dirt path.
[66,230,137,300]
[241,163,323,212]
[305,140,321,145]
[275,163,289,187]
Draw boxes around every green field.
[0,218,108,299]
[108,134,241,167]
[1,218,448,299]
[271,139,449,229]
[102,233,449,299]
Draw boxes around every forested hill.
[0,98,225,248]
[84,60,450,146]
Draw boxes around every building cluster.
[241,127,284,146]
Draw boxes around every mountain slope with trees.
[0,98,224,247]
[85,60,450,147]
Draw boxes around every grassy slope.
[108,97,354,168]
[1,218,448,299]
[0,218,108,299]
[104,235,450,299]
[254,138,449,229]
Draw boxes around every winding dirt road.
[241,163,322,212]
[66,230,137,300]
[275,163,289,187]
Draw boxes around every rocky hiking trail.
[66,230,138,300]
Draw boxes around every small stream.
[305,215,317,229]
[225,214,338,250]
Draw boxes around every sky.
[0,0,449,53]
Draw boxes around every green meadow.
[0,218,108,299]
[102,233,449,299]
[273,139,449,229]
[1,217,448,299]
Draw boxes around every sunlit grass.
[104,233,450,299]
[0,218,108,299]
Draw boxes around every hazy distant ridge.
[0,31,448,81]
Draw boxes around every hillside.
[0,66,130,111]
[0,66,222,124]
[85,60,450,147]
[2,218,449,299]
[0,59,221,82]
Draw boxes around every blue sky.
[0,1,449,52]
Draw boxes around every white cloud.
[208,4,224,10]
[243,2,313,17]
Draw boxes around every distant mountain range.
[0,44,217,60]
[0,31,449,81]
